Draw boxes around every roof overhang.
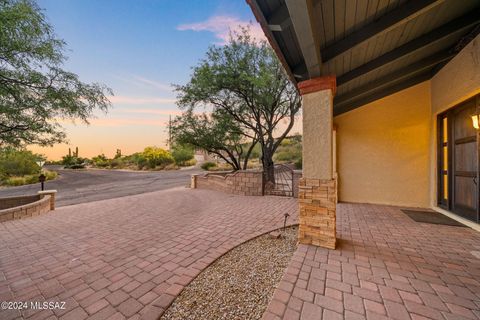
[247,0,480,116]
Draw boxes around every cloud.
[88,118,168,127]
[118,108,183,116]
[108,96,176,105]
[177,15,266,44]
[131,76,173,92]
[113,75,174,93]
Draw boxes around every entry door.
[439,96,480,222]
[451,99,478,221]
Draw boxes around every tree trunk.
[262,150,275,186]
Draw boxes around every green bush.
[3,176,27,186]
[92,154,109,168]
[201,161,216,170]
[3,170,58,186]
[294,157,302,169]
[0,148,42,178]
[62,154,87,168]
[171,145,194,166]
[141,146,174,169]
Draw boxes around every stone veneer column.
[298,76,337,249]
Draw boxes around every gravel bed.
[161,226,298,320]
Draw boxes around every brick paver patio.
[264,203,480,320]
[0,188,298,320]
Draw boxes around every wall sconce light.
[472,114,480,130]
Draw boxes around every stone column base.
[298,178,336,249]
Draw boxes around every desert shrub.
[91,154,109,168]
[171,144,194,166]
[3,176,26,186]
[295,157,302,169]
[62,154,87,168]
[0,148,42,178]
[141,146,174,169]
[109,158,124,168]
[201,161,216,170]
[68,164,85,169]
[3,170,57,186]
[183,159,197,167]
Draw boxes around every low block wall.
[0,192,55,223]
[0,194,41,210]
[192,170,264,196]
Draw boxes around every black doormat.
[401,210,467,227]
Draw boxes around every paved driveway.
[0,188,298,320]
[0,168,201,207]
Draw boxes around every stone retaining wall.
[192,170,264,196]
[0,191,56,223]
[0,194,41,210]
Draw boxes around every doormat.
[401,210,467,227]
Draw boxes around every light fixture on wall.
[472,114,480,130]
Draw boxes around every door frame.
[437,94,480,223]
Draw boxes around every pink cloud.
[177,15,266,44]
[118,108,183,116]
[108,96,176,105]
[132,76,173,92]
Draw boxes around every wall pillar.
[298,76,337,249]
[38,190,57,210]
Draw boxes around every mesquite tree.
[175,28,300,184]
[171,109,258,170]
[0,0,112,147]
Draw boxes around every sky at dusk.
[29,0,270,160]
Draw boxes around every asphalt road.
[0,166,202,207]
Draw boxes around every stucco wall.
[431,35,480,114]
[334,81,432,207]
[429,34,480,207]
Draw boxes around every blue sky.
[32,0,264,159]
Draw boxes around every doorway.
[438,94,480,223]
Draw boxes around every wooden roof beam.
[285,0,321,78]
[334,71,432,116]
[266,4,291,32]
[334,50,455,106]
[322,0,443,62]
[337,9,480,86]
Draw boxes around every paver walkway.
[0,188,298,320]
[264,203,480,320]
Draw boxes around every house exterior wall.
[429,34,480,207]
[334,82,432,207]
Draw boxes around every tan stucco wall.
[429,34,480,207]
[303,89,333,179]
[334,82,432,207]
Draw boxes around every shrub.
[68,164,85,169]
[171,145,194,166]
[141,146,174,169]
[294,157,302,169]
[109,158,124,168]
[3,170,57,186]
[183,159,197,167]
[3,176,27,186]
[201,161,216,170]
[0,148,42,177]
[92,154,109,167]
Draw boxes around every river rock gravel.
[160,226,298,320]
